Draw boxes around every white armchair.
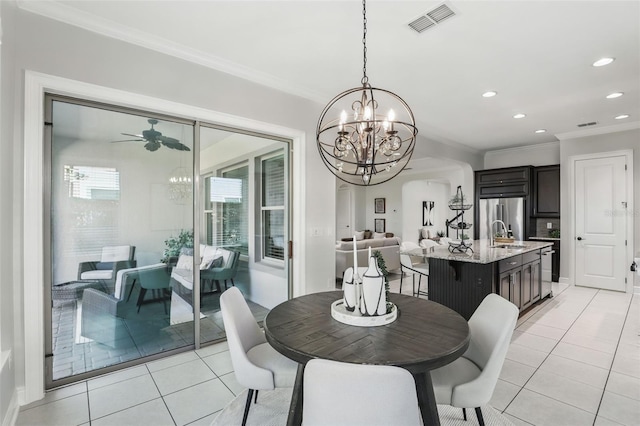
[78,245,136,293]
[431,293,519,425]
[303,359,421,426]
[220,287,297,426]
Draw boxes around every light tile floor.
[18,278,639,426]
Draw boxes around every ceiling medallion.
[316,0,418,186]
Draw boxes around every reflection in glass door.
[45,96,194,387]
[199,126,291,346]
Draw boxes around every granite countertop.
[404,240,554,264]
[529,236,561,241]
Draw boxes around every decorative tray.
[331,300,398,327]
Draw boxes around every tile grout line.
[590,292,635,425]
[84,381,91,426]
[501,287,601,417]
[146,363,179,426]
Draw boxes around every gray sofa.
[335,236,401,279]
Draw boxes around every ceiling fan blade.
[121,132,145,138]
[159,136,191,151]
[111,139,144,143]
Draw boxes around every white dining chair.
[430,293,519,426]
[220,287,298,426]
[302,359,422,426]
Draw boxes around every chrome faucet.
[490,220,508,246]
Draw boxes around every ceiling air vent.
[577,121,598,128]
[408,2,457,33]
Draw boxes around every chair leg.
[136,288,147,313]
[126,278,138,302]
[254,390,258,403]
[242,389,254,426]
[224,280,228,290]
[475,407,485,426]
[462,407,467,421]
[399,272,404,294]
[231,278,235,287]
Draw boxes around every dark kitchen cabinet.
[476,167,531,185]
[475,166,532,199]
[551,240,560,282]
[498,250,541,311]
[499,255,523,309]
[533,165,560,217]
[521,257,541,310]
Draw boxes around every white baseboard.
[2,388,19,426]
[559,277,572,285]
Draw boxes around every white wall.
[484,141,560,168]
[362,163,473,241]
[401,181,450,244]
[0,3,18,424]
[559,127,639,289]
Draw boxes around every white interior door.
[336,188,353,240]
[575,155,627,291]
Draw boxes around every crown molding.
[555,121,640,141]
[484,140,560,155]
[16,0,328,104]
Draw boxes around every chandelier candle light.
[316,0,418,186]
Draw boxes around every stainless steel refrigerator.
[478,197,525,241]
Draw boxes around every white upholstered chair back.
[303,359,421,426]
[431,293,518,413]
[220,287,273,389]
[100,245,134,263]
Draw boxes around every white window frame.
[259,152,286,263]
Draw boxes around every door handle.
[577,236,584,241]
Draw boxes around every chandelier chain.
[361,0,368,85]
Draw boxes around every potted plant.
[161,229,194,263]
[373,250,393,314]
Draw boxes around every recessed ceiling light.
[482,91,497,98]
[513,113,526,119]
[593,57,615,67]
[615,114,630,120]
[535,129,547,134]
[606,92,624,99]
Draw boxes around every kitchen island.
[411,240,553,319]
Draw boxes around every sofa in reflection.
[169,245,240,318]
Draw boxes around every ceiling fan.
[112,119,190,152]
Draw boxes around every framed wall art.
[423,201,435,226]
[374,197,386,214]
[374,218,386,233]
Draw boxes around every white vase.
[360,256,385,316]
[342,267,357,312]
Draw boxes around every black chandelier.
[316,0,418,186]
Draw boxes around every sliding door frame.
[23,71,306,404]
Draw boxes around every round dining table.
[263,290,470,426]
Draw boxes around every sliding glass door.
[44,95,291,388]
[198,125,290,346]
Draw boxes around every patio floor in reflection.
[51,285,268,381]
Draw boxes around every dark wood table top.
[264,291,470,374]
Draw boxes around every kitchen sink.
[491,244,527,249]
